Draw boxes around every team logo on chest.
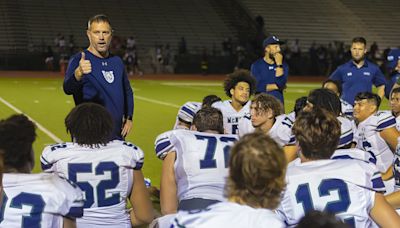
[102,70,114,83]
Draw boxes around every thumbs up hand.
[75,52,92,81]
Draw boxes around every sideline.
[0,96,63,143]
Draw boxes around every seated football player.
[277,109,400,227]
[40,103,154,227]
[169,132,286,228]
[155,107,238,215]
[0,114,85,228]
[322,79,354,116]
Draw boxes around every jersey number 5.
[68,161,120,208]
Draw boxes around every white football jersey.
[341,98,354,116]
[237,114,295,146]
[286,111,296,123]
[331,148,378,166]
[1,173,85,228]
[277,159,384,227]
[282,112,355,149]
[355,111,397,173]
[237,113,254,137]
[173,102,202,130]
[212,100,251,134]
[392,115,400,190]
[337,116,357,148]
[155,130,238,202]
[170,202,285,228]
[40,140,144,228]
[396,115,400,131]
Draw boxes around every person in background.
[251,35,289,104]
[329,37,385,105]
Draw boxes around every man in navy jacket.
[63,14,134,140]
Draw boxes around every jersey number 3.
[0,192,45,228]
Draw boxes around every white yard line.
[135,95,180,108]
[0,96,63,143]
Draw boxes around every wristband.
[276,64,283,68]
[126,116,133,121]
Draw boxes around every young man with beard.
[329,37,386,105]
[212,70,256,135]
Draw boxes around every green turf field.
[0,76,390,187]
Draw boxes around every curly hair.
[223,69,256,98]
[293,96,308,116]
[293,108,340,159]
[65,103,114,148]
[251,93,284,117]
[0,114,36,171]
[307,88,342,116]
[225,132,286,209]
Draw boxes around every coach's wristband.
[276,64,283,68]
[126,116,133,121]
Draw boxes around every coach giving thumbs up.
[74,52,92,81]
[63,14,134,140]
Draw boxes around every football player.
[353,92,400,193]
[40,103,154,227]
[322,79,354,116]
[237,93,297,162]
[155,107,238,215]
[170,132,286,228]
[212,69,256,134]
[277,109,400,227]
[304,88,356,149]
[0,114,85,228]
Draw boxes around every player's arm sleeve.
[59,179,85,218]
[63,55,83,95]
[122,69,134,117]
[376,114,396,131]
[371,170,386,193]
[275,63,289,90]
[155,131,176,160]
[40,146,56,172]
[123,142,145,170]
